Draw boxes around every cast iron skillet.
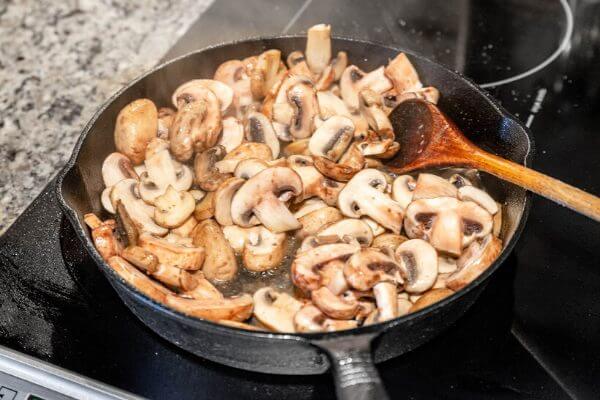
[56,36,532,400]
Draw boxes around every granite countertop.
[0,0,213,233]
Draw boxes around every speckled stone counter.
[0,0,213,233]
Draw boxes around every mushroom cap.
[222,225,259,253]
[311,287,359,320]
[316,90,352,120]
[253,287,303,332]
[172,79,233,113]
[395,239,439,293]
[233,158,269,180]
[110,179,168,236]
[288,155,345,206]
[458,185,499,215]
[214,177,245,226]
[217,142,273,173]
[446,234,502,291]
[344,248,402,291]
[404,197,493,256]
[244,111,280,158]
[139,148,193,204]
[292,198,328,219]
[308,115,354,161]
[372,233,409,252]
[230,167,303,232]
[412,173,458,200]
[192,220,238,282]
[243,227,287,272]
[392,175,416,209]
[448,173,473,189]
[114,99,158,165]
[102,152,138,187]
[337,169,404,233]
[194,190,215,221]
[297,206,343,239]
[317,218,374,247]
[154,186,195,228]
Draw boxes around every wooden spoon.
[387,98,600,222]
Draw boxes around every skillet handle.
[314,334,389,400]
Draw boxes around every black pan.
[56,36,532,400]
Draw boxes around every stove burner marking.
[526,88,548,128]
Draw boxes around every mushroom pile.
[85,24,503,332]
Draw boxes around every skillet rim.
[55,34,533,342]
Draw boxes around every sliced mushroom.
[340,66,393,111]
[102,152,138,187]
[392,175,416,209]
[404,197,493,256]
[337,169,404,233]
[320,259,350,295]
[243,227,287,272]
[438,256,458,274]
[283,138,310,156]
[446,235,502,291]
[157,107,176,139]
[215,142,273,173]
[384,52,422,94]
[305,24,331,75]
[397,296,413,317]
[359,90,394,136]
[213,60,254,118]
[194,191,215,221]
[332,51,348,81]
[297,206,343,239]
[222,225,260,253]
[183,273,224,300]
[314,64,336,91]
[172,79,234,113]
[317,218,374,247]
[291,241,360,293]
[233,158,268,180]
[412,173,458,200]
[230,167,303,233]
[292,198,328,219]
[372,233,408,252]
[101,187,116,213]
[312,287,359,320]
[111,179,168,236]
[153,186,195,229]
[493,203,503,237]
[373,281,398,321]
[458,186,499,215]
[194,145,230,191]
[214,177,245,226]
[170,216,198,238]
[253,287,303,332]
[218,117,244,152]
[192,220,238,282]
[344,248,402,291]
[395,239,438,294]
[138,233,205,270]
[121,245,158,273]
[250,49,282,100]
[245,111,280,158]
[308,115,354,161]
[408,288,454,313]
[316,90,352,119]
[138,148,193,204]
[114,99,158,165]
[313,141,366,182]
[448,173,473,189]
[294,304,358,332]
[84,214,122,261]
[288,155,344,205]
[165,293,253,322]
[108,256,172,303]
[287,82,319,139]
[287,50,307,70]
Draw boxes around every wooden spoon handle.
[470,149,600,221]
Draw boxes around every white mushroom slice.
[320,259,350,295]
[138,233,205,270]
[102,152,138,187]
[384,52,422,94]
[397,297,412,317]
[317,218,373,247]
[372,233,408,252]
[493,203,503,237]
[288,155,345,206]
[293,198,328,219]
[139,149,193,204]
[361,217,385,237]
[272,102,295,125]
[232,158,268,180]
[305,24,331,75]
[214,177,245,226]
[154,186,195,228]
[133,164,147,176]
[192,220,238,282]
[373,282,398,321]
[291,241,360,293]
[438,256,458,274]
[392,175,416,209]
[458,186,499,215]
[165,293,253,322]
[404,197,493,256]
[286,50,307,69]
[433,272,451,289]
[114,99,158,165]
[409,288,454,313]
[340,66,393,111]
[308,115,354,161]
[222,225,259,253]
[287,82,319,139]
[297,206,343,239]
[172,79,234,113]
[230,167,302,233]
[412,173,458,200]
[337,169,404,234]
[216,142,273,173]
[111,179,168,236]
[243,227,287,272]
[170,216,198,238]
[332,51,348,81]
[448,173,473,189]
[213,60,254,118]
[312,287,359,320]
[344,248,402,291]
[253,287,303,332]
[189,189,206,202]
[395,239,438,294]
[316,90,352,119]
[101,187,116,214]
[218,117,244,152]
[245,111,280,158]
[294,304,358,333]
[446,235,502,291]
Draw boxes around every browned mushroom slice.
[250,49,282,100]
[121,246,158,273]
[308,115,354,161]
[114,99,158,165]
[287,51,307,70]
[395,239,439,293]
[297,206,343,239]
[337,169,404,234]
[283,138,311,156]
[319,259,350,295]
[493,203,503,237]
[233,158,269,180]
[138,233,205,270]
[317,218,374,247]
[153,186,195,229]
[294,304,358,332]
[384,52,422,94]
[183,273,224,300]
[312,287,359,319]
[314,64,336,91]
[404,197,493,256]
[244,111,280,158]
[331,51,348,81]
[217,320,265,331]
[372,233,409,252]
[243,227,287,272]
[108,256,172,303]
[157,107,176,139]
[216,142,273,173]
[192,220,238,282]
[194,145,230,191]
[138,148,193,204]
[172,79,234,113]
[253,287,303,332]
[213,60,254,118]
[116,201,139,245]
[110,179,168,236]
[102,152,138,187]
[340,66,393,111]
[446,235,502,291]
[305,24,331,75]
[165,293,253,322]
[291,241,360,293]
[230,167,303,233]
[84,214,122,261]
[194,191,215,221]
[412,173,458,200]
[288,155,344,205]
[170,216,198,238]
[316,90,352,119]
[214,177,245,226]
[343,248,402,291]
[287,82,319,139]
[372,282,398,321]
[408,288,454,313]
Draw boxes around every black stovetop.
[1,0,599,399]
